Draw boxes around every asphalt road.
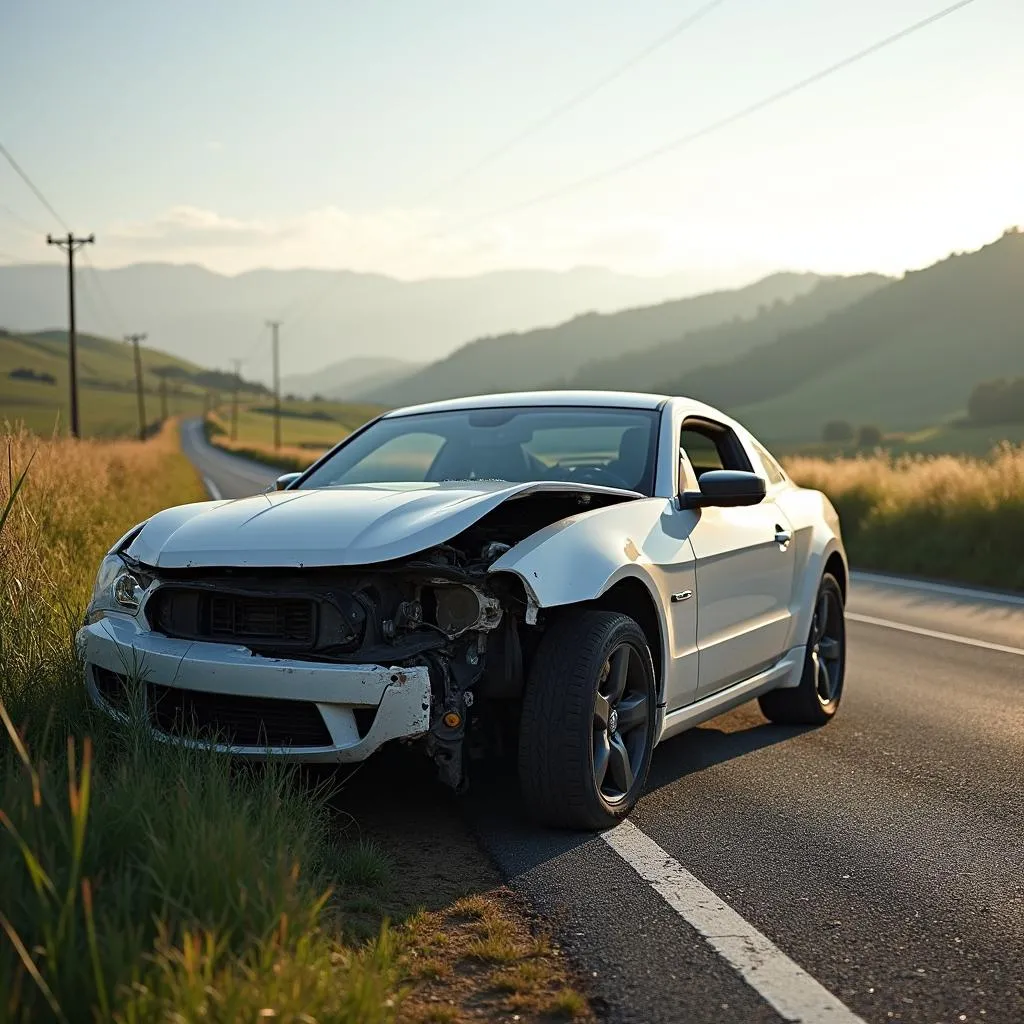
[181,420,1024,1024]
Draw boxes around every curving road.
[181,420,1024,1024]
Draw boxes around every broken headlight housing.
[84,524,154,624]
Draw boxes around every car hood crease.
[125,480,642,569]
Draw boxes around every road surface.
[181,419,1024,1024]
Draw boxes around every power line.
[0,142,69,231]
[273,2,729,328]
[439,0,980,232]
[0,203,46,235]
[417,0,728,202]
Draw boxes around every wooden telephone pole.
[125,333,148,440]
[46,232,95,438]
[230,358,242,441]
[266,320,282,449]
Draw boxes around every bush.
[784,444,1024,590]
[822,420,854,442]
[855,424,883,447]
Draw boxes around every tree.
[822,420,854,442]
[856,424,883,447]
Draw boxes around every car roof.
[383,390,671,417]
[383,390,747,432]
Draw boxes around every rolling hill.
[555,274,889,393]
[358,272,824,406]
[281,356,422,400]
[0,263,755,379]
[0,328,265,437]
[669,229,1024,440]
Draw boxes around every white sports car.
[79,391,847,829]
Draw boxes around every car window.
[750,439,787,485]
[679,419,752,482]
[299,407,660,493]
[332,432,446,484]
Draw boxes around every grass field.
[772,421,1024,459]
[206,398,386,471]
[1,328,264,439]
[0,420,590,1022]
[784,443,1024,590]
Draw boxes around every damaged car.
[78,391,848,829]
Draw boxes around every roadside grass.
[784,443,1024,590]
[0,419,592,1022]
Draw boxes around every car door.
[680,419,797,699]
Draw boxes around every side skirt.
[656,647,804,744]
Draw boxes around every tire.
[518,610,657,830]
[758,572,846,726]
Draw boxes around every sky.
[1,0,1021,280]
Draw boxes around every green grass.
[785,444,1024,590]
[0,423,400,1021]
[771,422,1024,459]
[0,328,265,439]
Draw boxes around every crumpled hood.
[124,480,640,569]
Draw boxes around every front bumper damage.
[76,614,432,761]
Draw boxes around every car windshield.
[299,406,660,494]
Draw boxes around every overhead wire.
[277,0,978,329]
[435,0,981,235]
[275,1,729,327]
[415,0,729,203]
[0,141,70,232]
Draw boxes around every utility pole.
[266,319,282,450]
[230,358,241,441]
[159,376,168,421]
[46,232,95,438]
[125,333,148,441]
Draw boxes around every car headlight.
[84,552,153,624]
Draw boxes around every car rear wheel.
[758,571,846,726]
[518,610,656,830]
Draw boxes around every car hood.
[124,480,641,569]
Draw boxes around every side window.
[679,419,752,489]
[750,439,787,485]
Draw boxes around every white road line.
[202,476,222,501]
[850,571,1024,607]
[846,612,1024,657]
[603,820,866,1023]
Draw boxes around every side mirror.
[275,472,302,491]
[681,469,766,509]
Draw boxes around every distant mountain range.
[6,229,1021,444]
[281,356,422,401]
[358,272,825,406]
[0,262,759,378]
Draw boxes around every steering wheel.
[564,464,634,490]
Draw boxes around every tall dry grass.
[784,443,1024,590]
[0,421,398,1022]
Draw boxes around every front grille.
[93,666,132,712]
[208,594,314,644]
[148,588,317,649]
[147,683,332,747]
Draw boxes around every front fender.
[488,498,670,608]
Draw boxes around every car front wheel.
[518,610,656,830]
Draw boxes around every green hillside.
[359,272,823,406]
[661,229,1024,441]
[0,328,265,437]
[557,274,889,393]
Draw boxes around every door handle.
[774,525,791,546]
